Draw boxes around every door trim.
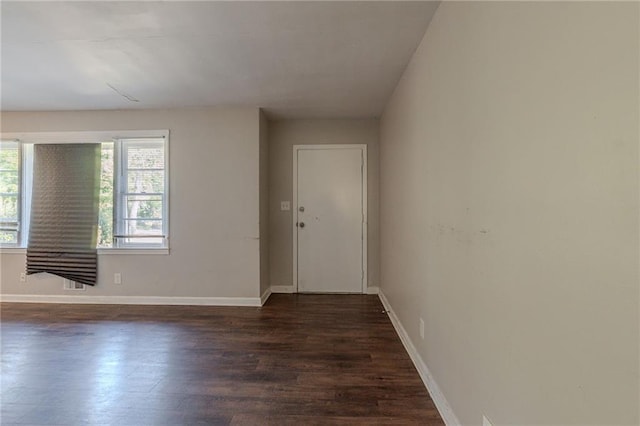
[292,144,368,294]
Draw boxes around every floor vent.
[63,280,86,291]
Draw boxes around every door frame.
[292,144,368,293]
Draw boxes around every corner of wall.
[259,109,271,296]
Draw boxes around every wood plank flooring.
[1,294,444,425]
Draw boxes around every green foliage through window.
[98,143,114,247]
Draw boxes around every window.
[114,138,167,248]
[0,132,168,251]
[0,141,21,245]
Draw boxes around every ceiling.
[1,1,439,118]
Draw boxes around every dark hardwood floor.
[1,294,444,425]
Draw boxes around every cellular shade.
[27,144,100,286]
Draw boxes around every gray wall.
[1,108,263,300]
[380,2,639,425]
[268,119,379,291]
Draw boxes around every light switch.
[280,201,290,211]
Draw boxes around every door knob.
[299,206,305,212]
[299,222,305,228]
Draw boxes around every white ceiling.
[1,1,439,118]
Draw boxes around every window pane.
[0,143,19,171]
[125,219,163,232]
[121,236,163,245]
[124,219,163,243]
[0,171,19,193]
[98,143,114,248]
[0,142,20,246]
[127,143,164,169]
[126,195,162,220]
[127,170,164,193]
[0,195,18,221]
[0,230,17,244]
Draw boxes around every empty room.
[1,1,638,425]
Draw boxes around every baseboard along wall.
[260,288,272,306]
[0,294,263,307]
[378,289,461,426]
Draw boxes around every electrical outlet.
[280,201,290,211]
[419,318,425,339]
[114,273,122,284]
[482,415,494,426]
[20,272,26,283]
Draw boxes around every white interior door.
[294,145,366,293]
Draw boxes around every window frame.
[114,137,169,249]
[0,130,169,254]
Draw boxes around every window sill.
[0,248,169,255]
[0,248,25,254]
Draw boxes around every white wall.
[380,2,639,425]
[1,108,264,301]
[268,119,379,291]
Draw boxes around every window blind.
[26,144,101,286]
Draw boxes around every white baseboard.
[378,289,460,426]
[270,286,378,294]
[260,287,272,306]
[270,285,295,293]
[0,294,263,307]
